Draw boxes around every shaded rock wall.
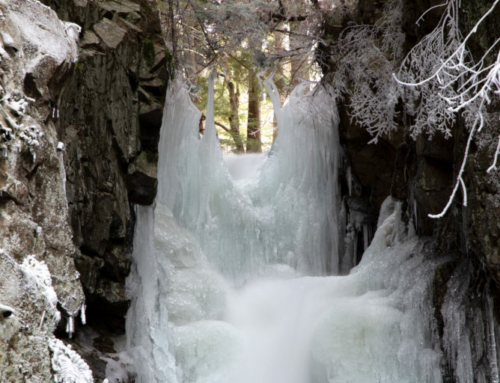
[0,0,169,380]
[41,0,169,345]
[321,0,500,280]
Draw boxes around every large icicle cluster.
[156,74,341,280]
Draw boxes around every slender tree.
[225,68,244,152]
[247,71,262,152]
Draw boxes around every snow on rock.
[0,0,81,101]
[20,255,60,322]
[49,337,93,383]
[4,0,80,70]
[0,302,15,317]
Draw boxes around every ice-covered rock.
[49,338,93,383]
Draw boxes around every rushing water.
[125,75,498,383]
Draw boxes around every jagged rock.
[0,0,87,378]
[80,30,100,47]
[126,150,158,205]
[93,18,127,49]
[126,169,158,205]
[5,0,80,100]
[33,0,169,378]
[0,252,60,381]
[98,0,142,14]
[0,0,168,379]
[74,252,105,294]
[338,106,399,208]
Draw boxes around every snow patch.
[7,0,81,72]
[20,255,60,322]
[0,303,15,317]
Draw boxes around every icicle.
[347,166,353,196]
[263,73,283,127]
[487,296,500,383]
[57,145,69,210]
[203,71,217,139]
[413,197,418,231]
[39,310,46,330]
[66,316,74,338]
[80,304,86,325]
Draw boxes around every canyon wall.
[0,0,168,380]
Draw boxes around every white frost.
[49,338,93,383]
[0,303,15,316]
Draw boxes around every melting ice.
[126,75,444,383]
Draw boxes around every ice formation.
[125,74,456,383]
[223,152,268,181]
[155,74,340,280]
[49,338,93,383]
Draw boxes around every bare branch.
[215,121,230,132]
[200,113,230,133]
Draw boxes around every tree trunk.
[168,0,178,67]
[246,72,262,153]
[227,81,244,152]
[273,30,288,143]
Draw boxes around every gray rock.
[93,18,128,49]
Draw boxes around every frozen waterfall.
[125,75,476,383]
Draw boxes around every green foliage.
[156,0,322,152]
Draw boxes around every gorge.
[1,0,500,382]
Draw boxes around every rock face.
[0,0,86,380]
[321,0,500,380]
[42,0,168,344]
[323,0,500,278]
[0,0,168,380]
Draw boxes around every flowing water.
[126,75,466,383]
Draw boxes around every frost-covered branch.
[394,0,500,218]
[331,0,405,143]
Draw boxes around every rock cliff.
[0,0,168,381]
[320,0,500,380]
